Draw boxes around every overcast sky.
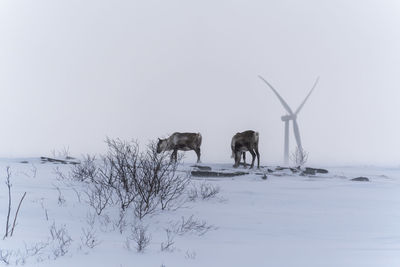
[0,0,400,165]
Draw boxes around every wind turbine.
[258,75,319,165]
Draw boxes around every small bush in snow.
[126,224,151,253]
[185,250,196,260]
[199,182,220,200]
[70,154,98,182]
[49,222,73,258]
[0,249,12,265]
[290,147,309,168]
[3,167,27,239]
[160,229,175,252]
[80,227,101,249]
[173,215,215,236]
[66,138,190,220]
[188,181,220,201]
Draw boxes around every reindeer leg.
[255,147,260,169]
[242,152,246,168]
[233,152,240,168]
[195,148,201,163]
[249,149,256,169]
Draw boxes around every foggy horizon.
[1,0,400,166]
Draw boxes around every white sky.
[1,0,400,165]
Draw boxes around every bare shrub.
[54,185,66,206]
[52,146,71,159]
[3,167,27,239]
[84,182,113,216]
[187,186,198,202]
[185,250,196,260]
[14,242,50,264]
[10,191,26,237]
[40,200,49,221]
[103,138,140,213]
[160,229,175,252]
[31,164,37,178]
[290,147,309,167]
[4,167,12,239]
[0,249,12,265]
[49,223,73,258]
[134,142,190,218]
[65,138,190,220]
[80,227,101,249]
[199,182,220,200]
[126,224,151,253]
[188,181,220,201]
[24,242,49,259]
[0,241,50,266]
[71,155,98,182]
[173,215,216,236]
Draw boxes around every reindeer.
[157,132,202,163]
[231,130,260,168]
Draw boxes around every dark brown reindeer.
[157,132,202,163]
[231,130,260,168]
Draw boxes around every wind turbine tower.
[258,76,319,165]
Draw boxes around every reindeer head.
[156,138,168,153]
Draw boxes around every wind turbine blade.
[258,75,294,115]
[292,119,303,150]
[295,76,319,115]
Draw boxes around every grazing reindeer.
[231,130,260,168]
[157,132,202,163]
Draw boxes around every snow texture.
[0,159,399,266]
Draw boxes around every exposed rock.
[290,168,300,173]
[300,167,329,176]
[301,168,316,176]
[191,170,248,178]
[305,167,328,174]
[40,157,80,165]
[351,177,370,182]
[191,165,212,171]
[267,169,274,173]
[275,166,288,171]
[275,166,300,173]
[20,161,29,164]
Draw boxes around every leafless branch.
[126,224,151,253]
[173,215,216,236]
[10,191,27,237]
[160,229,175,252]
[3,167,12,239]
[290,147,309,167]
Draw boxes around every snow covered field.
[0,159,399,267]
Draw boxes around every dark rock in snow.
[305,167,329,174]
[300,167,329,176]
[20,161,29,164]
[301,168,316,175]
[351,177,370,182]
[267,169,274,173]
[191,165,212,171]
[191,170,248,178]
[275,166,301,173]
[275,166,288,171]
[40,157,80,165]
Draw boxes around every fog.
[1,0,400,165]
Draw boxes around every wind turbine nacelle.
[281,114,296,121]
